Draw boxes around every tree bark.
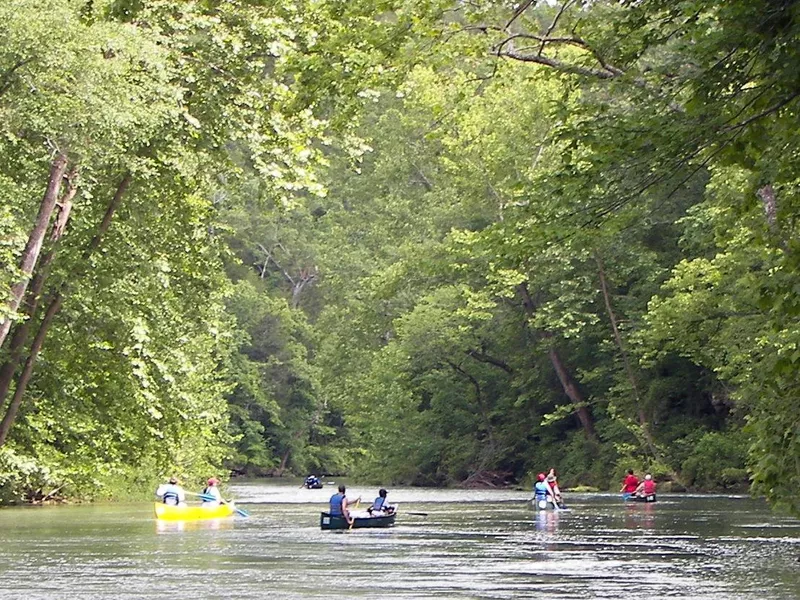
[0,153,68,351]
[0,172,78,411]
[546,345,597,440]
[517,282,598,441]
[0,173,130,445]
[0,292,62,446]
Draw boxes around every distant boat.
[320,510,397,530]
[302,475,324,489]
[154,502,237,521]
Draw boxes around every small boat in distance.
[302,475,324,489]
[154,502,237,521]
[320,510,397,530]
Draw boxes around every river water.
[0,480,797,599]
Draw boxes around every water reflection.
[0,488,797,599]
[624,502,656,530]
[155,518,234,534]
[535,509,560,533]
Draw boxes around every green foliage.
[0,0,797,517]
[681,430,750,490]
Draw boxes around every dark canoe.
[304,483,323,489]
[532,499,566,511]
[320,511,397,530]
[633,494,657,503]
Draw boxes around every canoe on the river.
[632,494,657,503]
[154,502,237,521]
[320,510,397,530]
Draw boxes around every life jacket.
[329,493,344,516]
[162,489,180,505]
[372,496,386,511]
[534,481,549,501]
[644,480,656,494]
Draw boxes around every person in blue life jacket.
[367,488,394,515]
[303,475,321,488]
[329,484,360,522]
[533,473,551,509]
[156,477,186,506]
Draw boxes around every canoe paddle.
[543,480,562,512]
[187,491,249,517]
[348,497,361,530]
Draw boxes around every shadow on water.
[0,483,797,599]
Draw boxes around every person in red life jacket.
[620,469,639,500]
[634,474,657,501]
[546,468,563,504]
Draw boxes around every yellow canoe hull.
[154,502,237,521]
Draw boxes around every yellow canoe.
[153,502,237,521]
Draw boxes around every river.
[0,480,797,599]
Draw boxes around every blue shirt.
[534,481,549,501]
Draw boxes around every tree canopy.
[0,0,797,515]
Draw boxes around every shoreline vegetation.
[0,1,797,516]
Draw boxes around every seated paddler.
[329,484,360,522]
[367,488,394,515]
[533,473,550,509]
[201,477,223,506]
[156,476,186,506]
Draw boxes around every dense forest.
[0,0,797,515]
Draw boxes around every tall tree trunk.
[0,172,78,411]
[595,252,660,458]
[0,153,68,350]
[546,345,597,441]
[0,173,130,446]
[517,282,598,442]
[0,292,62,445]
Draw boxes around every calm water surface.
[0,480,797,599]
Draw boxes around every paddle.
[406,511,428,517]
[543,479,562,512]
[187,491,249,517]
[348,497,361,530]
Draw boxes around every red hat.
[207,477,219,486]
[537,473,546,481]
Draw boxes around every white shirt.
[202,485,222,506]
[156,483,186,505]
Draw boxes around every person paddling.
[634,474,657,502]
[202,477,223,506]
[620,469,639,500]
[533,473,550,509]
[546,468,563,504]
[156,477,186,506]
[367,488,394,515]
[329,484,360,523]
